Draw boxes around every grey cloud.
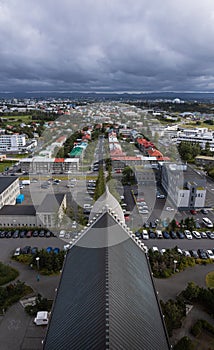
[0,0,214,92]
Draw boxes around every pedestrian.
[37,274,40,282]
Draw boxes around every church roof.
[89,186,125,225]
[43,211,170,350]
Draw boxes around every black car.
[170,231,177,239]
[13,230,19,238]
[6,231,12,238]
[20,231,26,238]
[21,246,31,254]
[135,231,141,238]
[0,231,6,238]
[149,230,156,239]
[177,231,185,239]
[197,249,207,259]
[150,221,157,229]
[190,250,199,259]
[32,230,39,237]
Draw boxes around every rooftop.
[43,211,170,350]
[0,205,36,216]
[0,176,18,194]
[37,193,66,213]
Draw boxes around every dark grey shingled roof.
[0,176,18,194]
[37,193,66,213]
[43,212,170,350]
[0,205,36,216]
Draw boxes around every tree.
[173,336,194,350]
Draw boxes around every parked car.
[190,209,197,215]
[21,246,31,254]
[163,231,170,239]
[177,231,185,239]
[45,231,52,238]
[206,231,214,239]
[46,247,53,253]
[195,221,201,229]
[184,230,193,240]
[201,231,208,239]
[14,247,21,256]
[202,217,213,228]
[53,247,60,254]
[156,230,163,239]
[149,231,156,239]
[0,231,6,238]
[170,231,177,239]
[182,250,191,257]
[192,231,201,239]
[206,250,214,259]
[33,230,39,237]
[20,231,26,238]
[135,231,141,238]
[190,250,199,259]
[39,230,45,237]
[141,230,149,240]
[6,231,12,238]
[26,230,33,238]
[13,230,19,238]
[197,249,207,259]
[201,208,208,214]
[31,247,38,254]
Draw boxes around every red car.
[26,230,32,238]
[190,209,197,215]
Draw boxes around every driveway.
[154,263,214,302]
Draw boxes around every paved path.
[154,263,214,302]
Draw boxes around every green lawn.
[206,271,214,288]
[0,161,15,172]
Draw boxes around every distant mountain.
[0,90,214,102]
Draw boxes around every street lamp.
[173,260,178,273]
[36,257,40,270]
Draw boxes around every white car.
[156,230,163,239]
[202,217,213,228]
[184,230,193,239]
[14,247,21,256]
[151,246,159,253]
[142,230,149,240]
[206,250,214,259]
[192,231,201,239]
[182,250,191,257]
[59,230,65,238]
[166,207,174,211]
[72,221,77,228]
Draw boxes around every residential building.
[0,177,20,209]
[0,134,26,152]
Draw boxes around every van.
[34,311,49,326]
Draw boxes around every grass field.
[179,122,214,130]
[206,271,214,288]
[1,115,33,125]
[0,161,15,172]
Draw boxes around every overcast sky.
[0,0,214,93]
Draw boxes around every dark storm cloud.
[0,0,214,92]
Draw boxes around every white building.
[0,177,20,209]
[19,157,79,174]
[176,128,214,150]
[0,134,26,152]
[161,163,206,209]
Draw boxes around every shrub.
[0,262,19,286]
